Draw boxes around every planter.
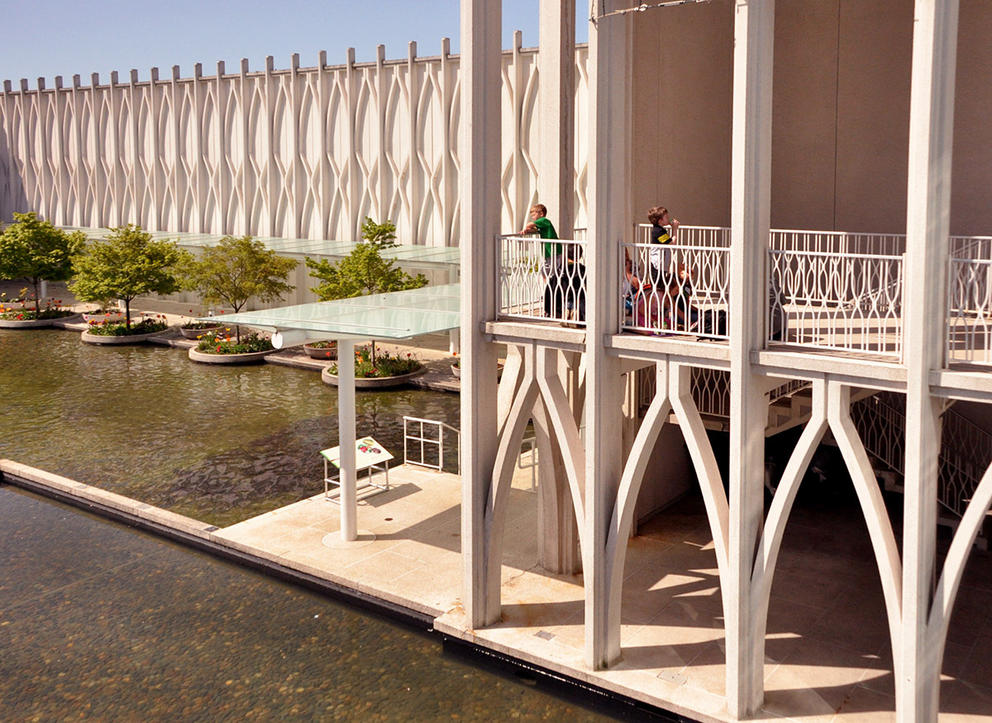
[321,365,426,389]
[179,325,223,340]
[451,362,503,380]
[188,347,274,365]
[81,328,169,345]
[303,342,338,360]
[81,311,126,324]
[0,316,55,329]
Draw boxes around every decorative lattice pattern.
[498,235,586,325]
[621,240,730,339]
[0,43,591,245]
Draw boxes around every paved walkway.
[209,460,992,722]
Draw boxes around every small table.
[320,436,393,503]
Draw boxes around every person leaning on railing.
[522,203,563,319]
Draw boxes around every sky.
[0,0,590,89]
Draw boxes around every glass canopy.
[203,283,461,340]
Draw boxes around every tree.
[186,235,297,342]
[69,224,192,329]
[0,212,86,314]
[306,217,428,362]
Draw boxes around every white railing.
[768,245,904,356]
[498,235,587,325]
[770,229,905,256]
[621,241,730,339]
[853,393,992,520]
[403,416,460,474]
[947,254,992,366]
[635,224,731,248]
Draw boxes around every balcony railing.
[768,230,904,357]
[947,237,992,366]
[621,240,730,339]
[636,223,731,248]
[496,226,992,368]
[498,235,586,326]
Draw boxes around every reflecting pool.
[0,329,459,526]
[0,486,620,721]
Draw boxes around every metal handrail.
[402,416,461,474]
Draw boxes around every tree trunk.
[124,299,132,329]
[371,340,377,366]
[31,277,41,314]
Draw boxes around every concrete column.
[900,1,959,720]
[538,0,576,238]
[460,0,503,629]
[337,338,357,541]
[585,5,632,669]
[727,0,775,717]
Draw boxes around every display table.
[320,436,393,502]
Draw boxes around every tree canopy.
[186,235,297,341]
[69,224,191,328]
[306,217,427,301]
[306,217,427,363]
[0,212,86,313]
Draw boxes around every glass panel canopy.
[202,283,461,340]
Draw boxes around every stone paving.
[214,461,992,722]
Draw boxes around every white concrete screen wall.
[0,39,590,245]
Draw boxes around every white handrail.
[402,416,460,473]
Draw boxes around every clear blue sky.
[1,0,589,89]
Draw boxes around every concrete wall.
[0,41,591,245]
[630,0,992,236]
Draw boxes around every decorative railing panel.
[768,246,904,356]
[635,223,731,248]
[621,241,729,339]
[947,239,992,366]
[498,235,586,325]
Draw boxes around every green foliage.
[196,330,274,354]
[329,346,423,379]
[0,298,74,321]
[186,235,297,342]
[306,218,427,363]
[0,212,85,314]
[85,317,168,336]
[360,216,397,249]
[70,224,192,328]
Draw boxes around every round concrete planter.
[303,342,338,360]
[0,316,55,328]
[81,311,127,324]
[0,312,80,329]
[81,327,169,345]
[451,363,460,378]
[188,346,274,365]
[179,325,223,340]
[321,365,425,389]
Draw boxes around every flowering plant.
[0,298,74,320]
[329,346,422,378]
[196,330,273,354]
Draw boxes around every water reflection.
[0,329,460,526]
[0,487,614,721]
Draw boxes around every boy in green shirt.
[523,203,558,261]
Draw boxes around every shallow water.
[0,486,619,721]
[0,329,460,526]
